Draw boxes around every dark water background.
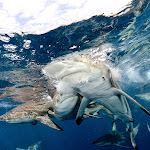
[0,0,150,149]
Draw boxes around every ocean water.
[0,0,150,150]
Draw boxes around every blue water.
[0,0,150,150]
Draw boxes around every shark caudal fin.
[130,124,140,150]
[113,88,150,116]
[35,114,63,131]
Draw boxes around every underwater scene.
[0,0,150,150]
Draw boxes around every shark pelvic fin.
[113,88,150,116]
[35,114,63,131]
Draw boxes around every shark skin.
[48,92,103,121]
[0,99,63,131]
[48,92,82,121]
[42,56,148,149]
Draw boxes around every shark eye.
[102,77,105,81]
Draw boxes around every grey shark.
[93,131,130,148]
[0,98,62,131]
[93,124,139,149]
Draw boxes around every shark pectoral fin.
[35,115,63,131]
[113,88,150,116]
[76,97,91,125]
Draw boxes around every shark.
[93,124,139,149]
[0,97,63,131]
[136,93,150,101]
[42,56,150,149]
[93,131,130,148]
[16,141,41,150]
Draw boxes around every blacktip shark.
[93,124,139,149]
[136,93,150,101]
[42,56,150,149]
[0,97,63,131]
[16,141,41,150]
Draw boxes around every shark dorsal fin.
[35,114,63,131]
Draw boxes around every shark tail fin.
[130,124,140,150]
[35,114,63,131]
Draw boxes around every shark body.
[93,131,130,148]
[0,98,62,131]
[93,131,129,148]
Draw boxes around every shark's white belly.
[53,94,79,120]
